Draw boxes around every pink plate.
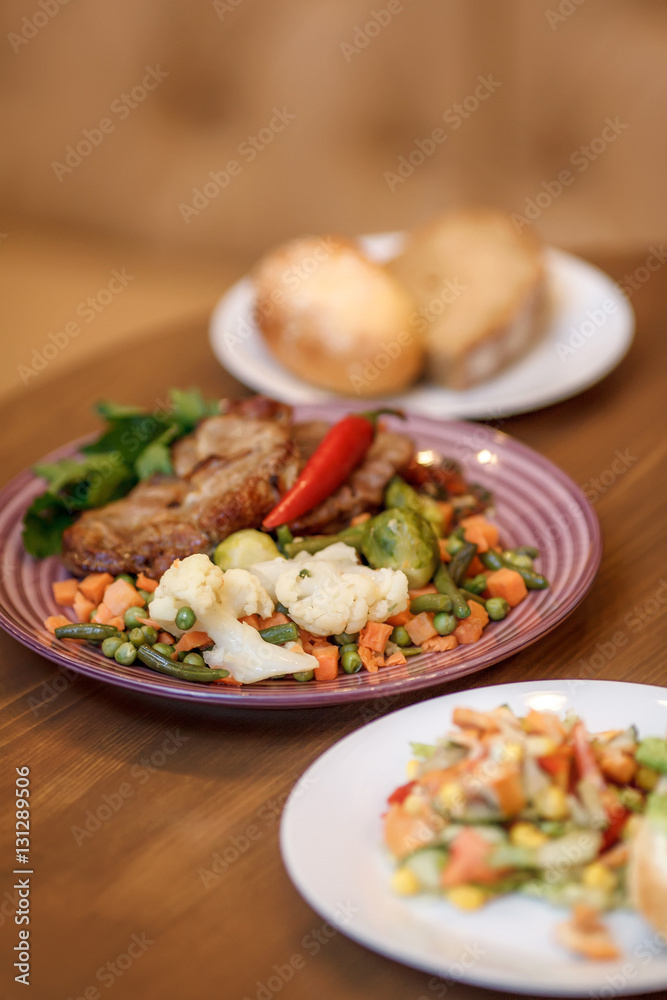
[0,404,602,708]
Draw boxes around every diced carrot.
[92,602,114,624]
[437,501,454,533]
[385,609,413,628]
[485,568,527,607]
[453,618,484,645]
[51,578,79,606]
[79,572,114,605]
[467,555,485,577]
[103,578,145,617]
[44,614,71,634]
[408,584,438,600]
[136,572,158,593]
[170,651,179,661]
[491,764,526,816]
[405,612,438,645]
[438,539,452,562]
[312,643,339,681]
[137,616,161,629]
[107,616,125,631]
[157,631,175,645]
[174,631,213,653]
[257,613,290,629]
[524,708,566,740]
[421,635,458,653]
[452,707,500,732]
[297,627,330,652]
[350,512,371,526]
[72,590,96,623]
[467,600,489,628]
[215,674,243,686]
[238,614,260,629]
[358,645,384,673]
[459,515,500,554]
[358,621,393,654]
[385,651,407,666]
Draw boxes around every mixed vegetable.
[384,704,667,960]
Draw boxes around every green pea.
[152,642,174,657]
[138,589,154,605]
[177,651,188,661]
[341,649,362,673]
[182,652,205,667]
[101,636,124,658]
[124,606,146,629]
[115,573,135,585]
[141,625,158,645]
[293,670,314,682]
[339,642,359,655]
[175,606,196,630]
[129,627,147,647]
[446,535,464,555]
[464,574,488,595]
[486,597,510,621]
[333,632,359,646]
[114,641,137,665]
[433,612,457,635]
[391,626,411,647]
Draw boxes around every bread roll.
[387,209,548,389]
[253,236,423,396]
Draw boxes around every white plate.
[280,680,667,997]
[210,234,634,420]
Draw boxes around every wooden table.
[0,252,665,1000]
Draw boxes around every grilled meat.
[61,401,298,578]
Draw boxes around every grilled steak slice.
[61,405,298,578]
[289,424,414,535]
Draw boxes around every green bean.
[141,625,158,645]
[448,541,478,587]
[402,645,424,656]
[434,564,471,619]
[509,545,539,559]
[124,606,146,630]
[128,627,147,647]
[101,635,124,658]
[114,641,137,665]
[293,670,314,682]
[486,597,509,621]
[275,601,290,615]
[410,593,453,614]
[182,652,206,667]
[341,649,362,673]
[463,573,487,595]
[479,550,549,589]
[390,626,411,647]
[433,612,457,635]
[275,525,294,551]
[502,550,534,569]
[332,632,359,646]
[283,522,366,558]
[445,535,464,556]
[459,589,486,607]
[54,622,119,642]
[136,644,229,683]
[175,606,196,630]
[258,622,299,645]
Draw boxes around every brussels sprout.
[213,529,280,570]
[361,507,439,589]
[384,476,447,537]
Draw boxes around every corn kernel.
[510,822,549,849]
[406,758,420,780]
[391,867,420,896]
[446,885,487,910]
[403,793,423,816]
[437,782,463,812]
[525,736,556,757]
[622,814,643,841]
[536,785,569,820]
[636,766,659,791]
[582,862,617,893]
[499,741,524,764]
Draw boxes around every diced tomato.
[387,780,416,806]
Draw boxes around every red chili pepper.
[262,409,404,531]
[387,780,416,806]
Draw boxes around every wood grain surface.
[0,252,665,1000]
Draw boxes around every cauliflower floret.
[248,555,288,603]
[258,543,409,637]
[150,554,316,683]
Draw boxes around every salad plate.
[210,234,635,420]
[0,405,601,707]
[280,680,667,996]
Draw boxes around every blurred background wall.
[1,0,665,399]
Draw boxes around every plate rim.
[209,238,635,420]
[0,409,602,708]
[280,678,667,996]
